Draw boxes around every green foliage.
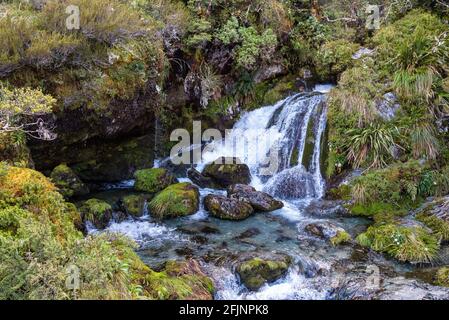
[185,18,212,48]
[435,267,449,287]
[356,222,440,264]
[346,123,402,169]
[315,39,360,80]
[348,161,432,218]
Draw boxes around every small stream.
[87,86,449,300]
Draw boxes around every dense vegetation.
[0,0,449,299]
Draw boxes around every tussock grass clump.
[357,223,440,264]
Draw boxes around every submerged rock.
[202,157,251,188]
[204,194,254,221]
[134,168,178,193]
[305,222,352,246]
[149,183,200,220]
[236,255,292,291]
[50,164,89,198]
[79,199,113,229]
[227,184,284,212]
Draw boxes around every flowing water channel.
[88,86,449,300]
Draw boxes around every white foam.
[313,84,334,93]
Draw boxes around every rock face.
[305,222,351,246]
[134,168,178,193]
[121,194,149,217]
[202,157,251,188]
[204,195,254,221]
[227,184,284,212]
[50,163,89,198]
[79,199,113,229]
[236,255,292,291]
[415,196,449,241]
[149,183,199,220]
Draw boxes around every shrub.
[315,39,360,80]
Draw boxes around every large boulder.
[149,183,199,220]
[204,194,254,221]
[202,157,251,189]
[79,199,113,230]
[134,168,178,193]
[236,255,292,291]
[50,164,89,198]
[227,184,284,212]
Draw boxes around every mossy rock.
[143,259,214,300]
[330,230,352,246]
[121,194,149,217]
[237,256,291,291]
[202,157,251,189]
[149,183,199,220]
[415,197,449,242]
[204,194,254,221]
[50,164,89,198]
[435,267,449,287]
[305,222,352,246]
[134,168,178,193]
[80,199,113,230]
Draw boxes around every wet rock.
[50,164,89,198]
[253,64,286,84]
[187,167,220,189]
[415,196,449,241]
[330,275,449,300]
[305,222,352,246]
[375,92,400,121]
[134,168,178,193]
[304,200,349,217]
[191,235,208,245]
[204,195,254,221]
[120,194,149,217]
[202,157,251,189]
[227,184,284,212]
[175,247,195,257]
[235,228,261,240]
[236,255,292,291]
[79,199,113,229]
[149,183,200,220]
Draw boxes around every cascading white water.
[199,92,328,200]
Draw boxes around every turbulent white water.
[199,92,328,200]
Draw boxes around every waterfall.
[200,92,328,200]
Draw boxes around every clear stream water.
[89,87,449,300]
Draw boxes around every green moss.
[327,184,351,201]
[149,183,199,220]
[435,267,449,287]
[79,199,113,229]
[237,257,291,291]
[330,230,352,246]
[122,194,148,217]
[134,168,177,193]
[356,223,440,264]
[347,161,432,219]
[143,260,214,300]
[315,39,360,80]
[50,164,89,198]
